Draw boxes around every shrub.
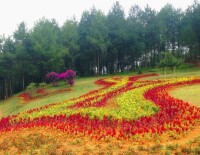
[46,70,76,86]
[26,82,36,90]
[181,146,192,154]
[39,82,47,87]
[166,144,178,151]
[137,68,143,74]
[165,149,171,155]
[194,146,200,154]
[46,72,59,86]
[66,70,76,86]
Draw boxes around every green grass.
[142,66,200,80]
[0,77,102,118]
[169,84,200,107]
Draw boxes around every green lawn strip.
[141,67,200,81]
[169,84,200,107]
[0,96,20,118]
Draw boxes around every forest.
[0,1,200,100]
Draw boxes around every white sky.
[0,0,195,37]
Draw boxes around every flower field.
[0,74,200,154]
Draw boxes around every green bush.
[194,146,200,154]
[39,82,47,87]
[26,82,37,90]
[165,149,171,155]
[181,146,192,154]
[179,63,195,69]
[138,68,143,74]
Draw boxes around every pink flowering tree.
[66,70,76,86]
[46,72,59,86]
[46,70,76,86]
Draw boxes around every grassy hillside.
[0,77,103,118]
[0,65,200,118]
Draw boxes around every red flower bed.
[36,88,46,94]
[17,88,72,103]
[1,74,200,141]
[18,92,32,102]
[144,79,200,134]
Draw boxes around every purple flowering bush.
[46,72,59,86]
[46,70,76,86]
[66,70,76,86]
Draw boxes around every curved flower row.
[144,78,200,133]
[17,88,72,103]
[0,74,199,141]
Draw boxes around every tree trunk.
[145,51,147,69]
[9,76,13,96]
[22,71,25,90]
[150,49,153,67]
[4,76,8,99]
[97,51,100,76]
[0,78,4,100]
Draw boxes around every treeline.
[1,1,200,100]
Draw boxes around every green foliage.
[181,146,193,154]
[26,82,37,90]
[158,51,183,74]
[157,4,182,52]
[182,1,200,62]
[178,63,195,69]
[165,149,171,155]
[137,68,143,74]
[39,82,47,87]
[78,7,109,75]
[194,146,200,154]
[61,19,79,69]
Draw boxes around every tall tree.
[61,19,79,69]
[78,10,92,75]
[140,5,160,67]
[158,4,183,53]
[127,5,144,70]
[14,22,33,90]
[30,18,62,80]
[0,36,15,98]
[107,1,127,73]
[78,8,109,75]
[86,8,109,75]
[182,1,200,63]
